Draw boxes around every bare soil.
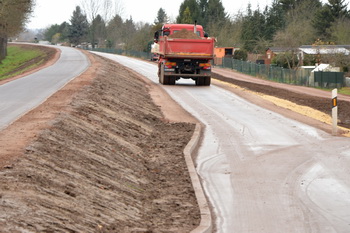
[0,50,200,232]
[168,29,202,39]
[213,69,350,130]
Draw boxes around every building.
[265,47,294,64]
[214,47,236,65]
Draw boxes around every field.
[0,44,55,80]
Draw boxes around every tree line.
[43,0,231,51]
[47,0,349,50]
[2,0,350,69]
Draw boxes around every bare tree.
[81,0,100,22]
[101,0,124,23]
[81,0,124,23]
[272,0,321,68]
[101,0,112,22]
[80,0,124,48]
[329,17,350,44]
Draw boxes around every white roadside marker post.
[332,88,338,136]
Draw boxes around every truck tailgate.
[159,37,214,59]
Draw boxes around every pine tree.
[176,0,200,24]
[182,7,193,24]
[176,0,227,34]
[328,0,349,18]
[198,0,208,26]
[155,8,168,25]
[68,6,89,45]
[313,0,349,39]
[206,0,228,26]
[240,5,267,52]
[90,15,106,48]
[106,14,124,47]
[264,0,285,40]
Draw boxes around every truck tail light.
[199,63,211,70]
[165,62,176,68]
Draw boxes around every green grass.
[0,45,45,80]
[339,87,350,96]
[314,86,350,96]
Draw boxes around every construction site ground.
[0,45,350,232]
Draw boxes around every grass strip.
[0,45,45,80]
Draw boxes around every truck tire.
[159,64,175,85]
[168,76,176,85]
[204,76,211,86]
[159,64,165,84]
[163,75,169,84]
[195,78,204,86]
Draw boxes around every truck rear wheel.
[195,78,204,86]
[163,75,169,84]
[163,76,175,85]
[168,76,176,85]
[159,64,165,84]
[204,76,211,86]
[195,77,211,86]
[159,64,175,85]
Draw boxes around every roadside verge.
[126,63,213,232]
[212,68,350,137]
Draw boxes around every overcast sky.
[27,0,274,29]
[27,0,348,29]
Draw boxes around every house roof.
[267,47,294,53]
[312,64,330,72]
[300,45,350,55]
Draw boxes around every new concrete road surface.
[92,51,350,233]
[0,46,90,130]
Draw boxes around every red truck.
[153,24,215,86]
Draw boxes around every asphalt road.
[92,51,350,233]
[0,46,90,130]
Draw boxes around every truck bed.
[158,37,215,60]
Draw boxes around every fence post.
[332,88,338,136]
[280,68,283,83]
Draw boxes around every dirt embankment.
[0,52,200,232]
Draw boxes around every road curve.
[0,46,90,130]
[91,51,350,233]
